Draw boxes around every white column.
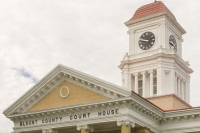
[186,77,190,104]
[178,76,181,98]
[157,61,164,95]
[148,70,154,97]
[172,69,176,95]
[133,73,138,94]
[128,74,132,91]
[181,79,184,100]
[175,73,178,95]
[141,71,146,97]
[183,79,186,101]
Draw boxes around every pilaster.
[128,30,135,55]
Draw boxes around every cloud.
[12,68,38,83]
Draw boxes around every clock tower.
[119,1,193,104]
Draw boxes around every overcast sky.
[0,0,200,132]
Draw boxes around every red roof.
[128,1,176,22]
[131,91,200,112]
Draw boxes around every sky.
[0,0,200,132]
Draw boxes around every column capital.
[42,129,58,133]
[117,120,135,128]
[133,73,138,76]
[140,71,146,75]
[148,70,154,73]
[77,125,94,132]
[183,79,186,82]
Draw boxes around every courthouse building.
[3,1,200,133]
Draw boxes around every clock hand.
[170,41,175,46]
[139,38,149,42]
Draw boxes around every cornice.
[119,48,193,74]
[7,93,165,126]
[7,97,129,120]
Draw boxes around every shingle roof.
[128,1,176,22]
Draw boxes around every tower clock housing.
[119,1,193,104]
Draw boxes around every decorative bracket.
[117,120,135,128]
[77,124,94,132]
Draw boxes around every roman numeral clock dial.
[139,32,155,50]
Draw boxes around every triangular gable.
[3,64,131,116]
[27,80,110,112]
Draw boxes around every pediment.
[3,64,131,116]
[27,80,110,112]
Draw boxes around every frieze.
[16,109,120,127]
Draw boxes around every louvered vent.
[153,78,157,94]
[138,80,143,96]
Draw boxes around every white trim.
[60,86,69,98]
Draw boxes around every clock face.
[138,32,155,50]
[169,35,177,52]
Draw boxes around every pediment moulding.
[4,65,131,116]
